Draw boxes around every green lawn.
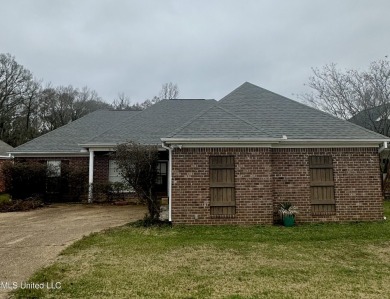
[13,202,390,299]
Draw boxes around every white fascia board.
[161,137,389,148]
[80,143,168,152]
[161,138,282,148]
[79,143,116,152]
[10,152,90,157]
[274,139,386,148]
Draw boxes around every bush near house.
[1,161,47,199]
[0,192,10,203]
[1,161,89,205]
[0,196,43,212]
[61,163,89,202]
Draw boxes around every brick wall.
[171,147,384,224]
[172,148,274,224]
[272,148,383,223]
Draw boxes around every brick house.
[0,140,13,192]
[10,82,388,224]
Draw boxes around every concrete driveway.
[0,204,146,298]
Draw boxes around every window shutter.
[309,156,336,214]
[209,156,236,216]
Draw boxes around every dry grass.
[13,202,390,299]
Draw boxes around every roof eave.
[9,151,90,157]
[161,137,389,148]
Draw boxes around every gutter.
[160,137,283,144]
[9,152,90,157]
[161,137,390,149]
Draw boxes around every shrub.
[0,193,11,203]
[131,214,172,227]
[90,182,112,202]
[0,196,44,212]
[91,181,133,203]
[1,161,47,199]
[62,163,89,201]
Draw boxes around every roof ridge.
[219,82,256,102]
[166,103,221,138]
[215,105,273,137]
[167,103,272,138]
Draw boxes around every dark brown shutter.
[309,156,336,214]
[209,156,236,216]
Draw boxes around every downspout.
[88,150,94,203]
[379,141,388,153]
[161,142,172,222]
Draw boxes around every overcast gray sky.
[1,0,389,104]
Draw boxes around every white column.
[88,150,94,203]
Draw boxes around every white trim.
[79,143,117,147]
[79,143,167,152]
[161,137,389,149]
[161,137,283,143]
[10,152,89,157]
[82,147,115,152]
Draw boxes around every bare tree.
[39,85,77,131]
[114,141,160,221]
[40,84,111,132]
[112,92,142,110]
[159,82,179,100]
[0,53,42,146]
[301,58,390,136]
[10,80,42,145]
[72,86,110,120]
[140,82,179,109]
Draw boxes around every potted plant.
[278,202,298,227]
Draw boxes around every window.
[156,162,167,185]
[108,160,127,183]
[209,156,236,216]
[47,160,61,177]
[309,156,336,214]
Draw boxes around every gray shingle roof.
[167,105,272,139]
[12,82,388,155]
[85,99,216,145]
[12,110,139,153]
[217,82,387,140]
[0,140,13,156]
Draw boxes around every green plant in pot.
[278,202,298,227]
